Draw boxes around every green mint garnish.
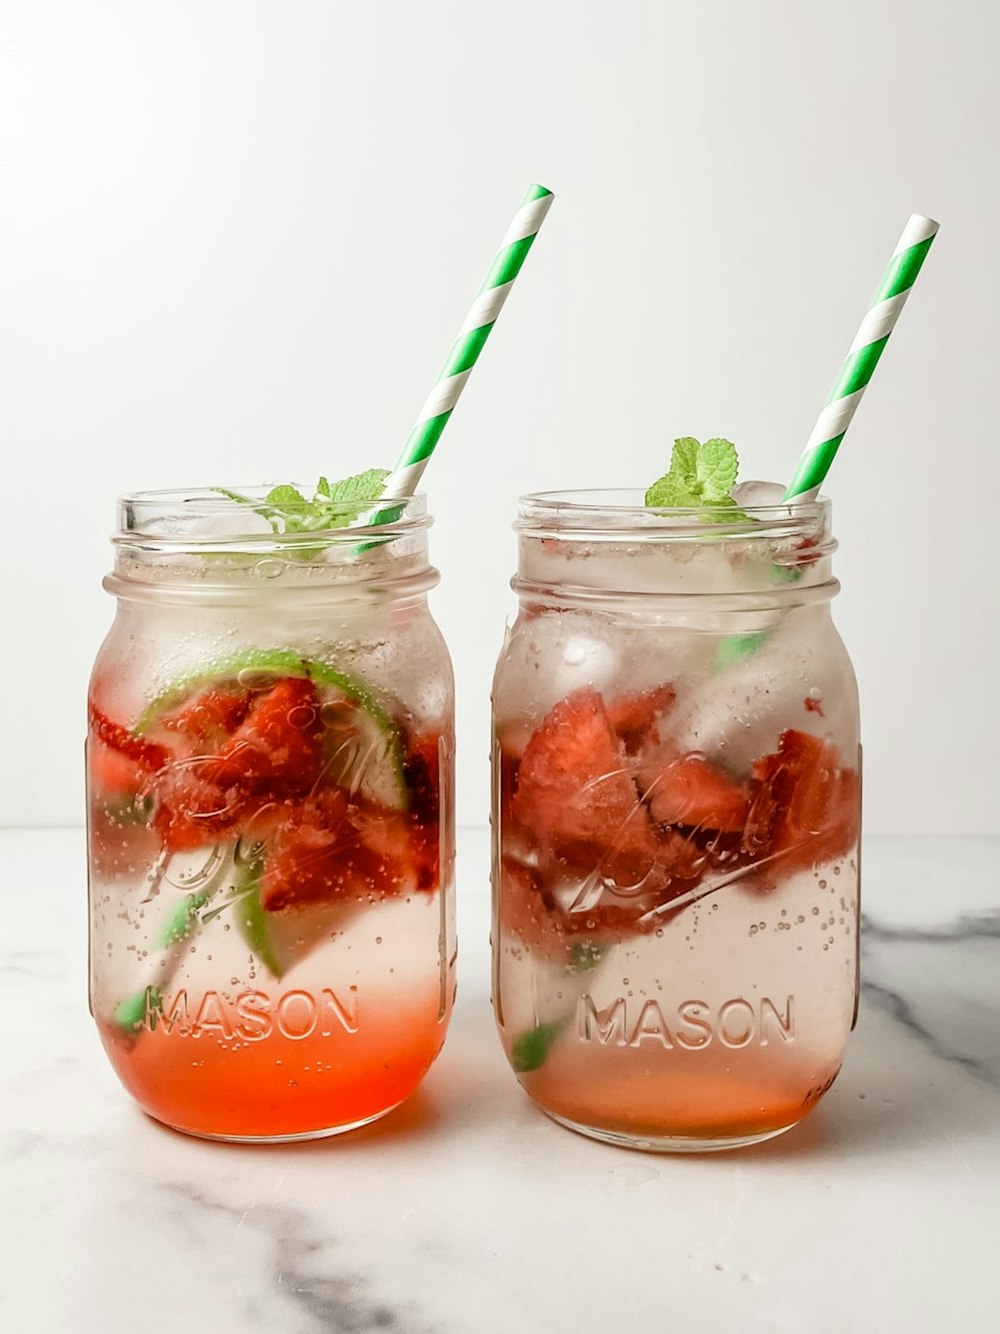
[645,437,740,511]
[510,1018,569,1073]
[215,469,390,537]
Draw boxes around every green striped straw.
[377,183,554,508]
[783,213,939,501]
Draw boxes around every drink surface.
[492,501,860,1150]
[89,503,455,1141]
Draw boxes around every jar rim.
[516,488,828,540]
[115,486,429,547]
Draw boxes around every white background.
[1,0,996,834]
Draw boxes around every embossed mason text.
[140,986,360,1040]
[576,994,794,1049]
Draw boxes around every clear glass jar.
[491,491,860,1151]
[87,489,455,1142]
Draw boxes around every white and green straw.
[379,183,554,505]
[783,213,939,501]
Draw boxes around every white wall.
[1,0,996,833]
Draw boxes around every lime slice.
[156,889,210,948]
[136,645,408,809]
[135,647,307,732]
[230,860,284,979]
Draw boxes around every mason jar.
[491,491,860,1151]
[87,489,455,1142]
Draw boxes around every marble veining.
[861,911,1000,1084]
[156,1182,421,1333]
[2,828,998,1334]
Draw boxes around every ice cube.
[494,611,621,735]
[730,480,788,508]
[182,508,275,538]
[659,608,859,772]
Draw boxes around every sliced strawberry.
[88,741,147,798]
[606,684,676,756]
[261,789,411,911]
[151,761,250,852]
[88,701,169,772]
[512,689,652,850]
[751,729,860,870]
[641,755,750,833]
[203,677,323,795]
[510,688,666,893]
[401,733,444,892]
[158,687,250,750]
[497,856,568,955]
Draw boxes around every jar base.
[542,1108,797,1154]
[141,1098,405,1145]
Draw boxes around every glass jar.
[491,491,860,1151]
[87,489,455,1142]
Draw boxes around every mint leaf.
[696,439,739,500]
[323,468,390,507]
[511,1018,568,1073]
[670,437,701,487]
[645,472,697,508]
[645,437,741,513]
[265,483,308,511]
[213,469,391,549]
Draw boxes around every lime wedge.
[135,647,307,732]
[156,889,210,948]
[232,862,284,979]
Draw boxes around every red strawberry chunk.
[261,789,411,911]
[151,761,250,852]
[159,687,250,750]
[510,688,661,889]
[751,729,860,870]
[401,733,445,892]
[641,755,750,833]
[88,701,169,772]
[606,684,676,755]
[203,677,323,795]
[88,741,147,798]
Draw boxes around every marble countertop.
[2,828,998,1333]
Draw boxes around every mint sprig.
[216,469,390,537]
[645,437,740,513]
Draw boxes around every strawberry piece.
[510,688,662,890]
[751,730,860,870]
[497,856,567,955]
[151,761,251,852]
[203,677,324,795]
[261,789,411,911]
[642,755,750,833]
[88,741,147,798]
[149,679,323,852]
[159,687,250,750]
[606,684,676,755]
[401,733,444,892]
[88,701,169,772]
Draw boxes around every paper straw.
[366,184,554,528]
[783,214,939,501]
